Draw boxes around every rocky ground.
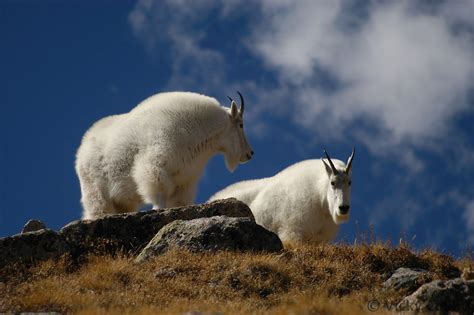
[1,199,473,314]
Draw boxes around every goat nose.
[251,150,254,156]
[339,205,350,214]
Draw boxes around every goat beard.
[224,155,239,173]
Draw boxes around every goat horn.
[227,96,234,103]
[323,148,339,175]
[346,147,355,174]
[237,91,244,115]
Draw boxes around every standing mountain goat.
[209,149,355,245]
[76,91,253,219]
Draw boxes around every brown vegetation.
[1,243,471,314]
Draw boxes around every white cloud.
[254,0,344,83]
[250,1,474,153]
[440,0,474,28]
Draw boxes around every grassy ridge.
[1,243,471,314]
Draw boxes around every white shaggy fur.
[209,150,354,245]
[76,91,253,219]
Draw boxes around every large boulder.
[0,199,253,267]
[397,278,474,313]
[383,267,431,294]
[135,216,283,262]
[0,229,70,268]
[60,198,253,256]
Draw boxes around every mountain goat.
[209,148,355,245]
[76,91,253,220]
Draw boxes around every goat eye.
[239,123,243,128]
[348,181,352,186]
[331,181,335,186]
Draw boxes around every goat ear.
[230,101,238,119]
[322,159,332,176]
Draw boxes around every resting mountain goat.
[76,91,253,219]
[209,149,355,245]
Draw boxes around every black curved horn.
[227,96,234,103]
[324,148,339,175]
[237,91,244,115]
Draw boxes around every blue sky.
[2,1,474,256]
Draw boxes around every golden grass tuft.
[0,243,471,314]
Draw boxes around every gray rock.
[383,267,431,293]
[135,216,283,262]
[60,198,253,256]
[0,229,70,268]
[397,278,474,313]
[0,199,252,267]
[21,219,47,233]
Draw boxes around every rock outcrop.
[383,267,431,294]
[0,199,255,267]
[59,198,254,256]
[0,229,70,268]
[135,216,283,262]
[397,278,474,313]
[21,219,47,234]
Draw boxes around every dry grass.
[0,243,470,314]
